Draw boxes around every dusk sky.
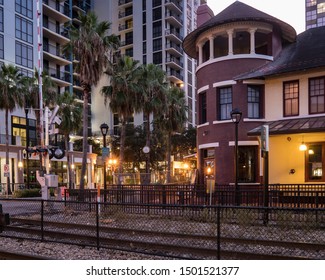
[206,0,306,34]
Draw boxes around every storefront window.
[238,146,257,183]
[307,144,323,181]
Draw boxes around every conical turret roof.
[183,1,296,58]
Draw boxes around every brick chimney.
[197,3,214,27]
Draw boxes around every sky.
[206,0,306,34]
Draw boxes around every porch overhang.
[248,116,325,136]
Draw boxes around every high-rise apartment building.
[0,0,94,190]
[306,0,325,29]
[0,0,203,189]
[92,0,204,134]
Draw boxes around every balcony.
[45,66,71,87]
[166,68,183,84]
[166,55,183,70]
[165,29,183,44]
[43,20,70,45]
[165,0,182,14]
[165,10,183,27]
[118,0,133,8]
[43,42,71,66]
[120,39,134,48]
[165,42,183,57]
[72,0,91,14]
[118,22,133,32]
[73,77,83,92]
[119,10,133,20]
[43,0,70,23]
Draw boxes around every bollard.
[0,204,10,233]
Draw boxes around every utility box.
[45,174,59,188]
[40,175,59,200]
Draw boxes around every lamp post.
[25,107,30,189]
[230,108,242,206]
[100,123,109,202]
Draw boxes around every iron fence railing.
[64,184,325,208]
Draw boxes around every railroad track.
[2,217,323,260]
[0,249,53,260]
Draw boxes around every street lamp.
[100,123,109,202]
[230,108,242,206]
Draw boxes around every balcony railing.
[45,67,71,83]
[165,0,182,12]
[165,42,183,55]
[119,10,133,19]
[43,20,69,39]
[166,55,183,68]
[43,42,68,60]
[165,10,183,26]
[165,29,183,41]
[118,23,133,31]
[120,39,134,47]
[166,68,183,80]
[73,0,91,13]
[43,0,70,17]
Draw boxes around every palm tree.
[21,69,56,173]
[64,11,119,190]
[0,64,24,194]
[138,64,168,178]
[159,86,188,183]
[57,92,82,189]
[22,69,57,136]
[101,55,142,176]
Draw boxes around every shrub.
[13,188,41,198]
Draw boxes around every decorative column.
[227,29,234,55]
[209,35,214,60]
[198,42,204,65]
[249,28,257,54]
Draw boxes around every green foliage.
[63,11,119,190]
[13,188,41,198]
[171,127,197,159]
[73,138,101,155]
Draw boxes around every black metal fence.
[64,184,325,208]
[1,198,325,259]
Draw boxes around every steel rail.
[0,249,53,260]
[3,218,319,260]
[10,217,325,252]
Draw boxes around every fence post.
[217,206,221,260]
[96,200,100,250]
[41,200,44,241]
[297,184,301,208]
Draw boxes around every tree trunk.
[65,136,73,189]
[5,109,11,195]
[166,132,172,184]
[144,111,151,183]
[79,87,89,193]
[118,118,126,184]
